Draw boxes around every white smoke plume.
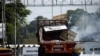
[71,8,100,41]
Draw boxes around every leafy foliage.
[24,16,48,43]
[28,16,47,33]
[0,2,31,44]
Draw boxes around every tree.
[22,16,48,43]
[0,1,31,44]
[28,16,47,33]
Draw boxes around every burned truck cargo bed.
[39,25,76,41]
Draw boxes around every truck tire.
[72,51,80,56]
[72,49,80,56]
[38,47,45,56]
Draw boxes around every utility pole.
[2,0,5,47]
[51,0,53,19]
[14,0,17,56]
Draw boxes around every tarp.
[44,25,67,32]
[59,30,76,41]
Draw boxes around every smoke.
[71,8,100,41]
[81,32,100,41]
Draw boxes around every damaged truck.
[36,19,79,56]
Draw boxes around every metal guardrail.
[20,0,100,6]
[37,20,67,28]
[3,0,100,6]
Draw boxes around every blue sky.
[26,6,99,24]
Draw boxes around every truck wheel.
[73,53,80,56]
[72,51,80,56]
[38,47,45,56]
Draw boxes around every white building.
[0,0,14,4]
[0,23,5,38]
[80,42,100,54]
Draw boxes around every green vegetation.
[25,16,47,43]
[0,1,31,44]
